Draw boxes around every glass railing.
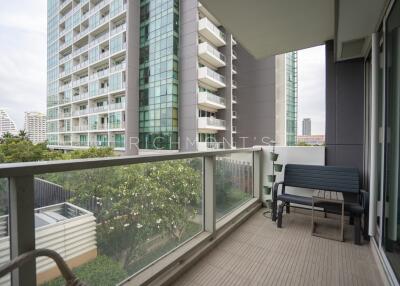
[199,67,225,84]
[111,23,126,36]
[0,149,259,285]
[216,152,253,220]
[199,17,226,41]
[198,91,225,106]
[198,117,226,128]
[199,42,225,62]
[108,121,125,129]
[109,102,125,111]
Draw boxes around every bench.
[271,164,369,245]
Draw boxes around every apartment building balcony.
[109,102,126,111]
[197,141,224,151]
[71,125,88,132]
[71,93,89,103]
[72,109,88,117]
[232,95,237,103]
[232,110,237,118]
[111,23,127,36]
[232,79,237,89]
[232,64,238,74]
[0,147,384,286]
[198,117,226,131]
[232,49,237,60]
[89,105,108,114]
[59,112,71,119]
[198,91,226,109]
[72,141,89,147]
[198,17,226,47]
[198,66,226,89]
[89,69,109,81]
[110,62,126,73]
[232,125,237,133]
[198,42,226,68]
[108,121,125,130]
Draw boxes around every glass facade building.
[285,51,298,146]
[139,0,180,150]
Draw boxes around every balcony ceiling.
[200,0,387,61]
[199,0,335,59]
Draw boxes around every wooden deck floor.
[173,209,383,286]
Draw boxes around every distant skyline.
[0,1,325,135]
[297,45,326,135]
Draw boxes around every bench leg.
[363,213,370,241]
[277,203,284,228]
[272,199,278,222]
[354,216,361,245]
[286,203,290,214]
[349,215,354,225]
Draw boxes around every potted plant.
[264,141,282,196]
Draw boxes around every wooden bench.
[271,164,369,245]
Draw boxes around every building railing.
[199,42,225,63]
[199,17,226,41]
[111,23,126,36]
[198,117,226,128]
[0,148,261,285]
[198,91,225,106]
[199,67,225,85]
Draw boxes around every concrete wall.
[179,0,199,152]
[325,41,365,175]
[235,46,276,148]
[125,0,140,155]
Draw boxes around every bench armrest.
[272,181,285,201]
[360,189,369,213]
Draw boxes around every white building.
[24,112,47,144]
[0,109,18,137]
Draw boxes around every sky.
[0,1,326,134]
[297,45,326,135]
[0,1,47,129]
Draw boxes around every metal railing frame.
[0,147,262,285]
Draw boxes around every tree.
[41,160,202,269]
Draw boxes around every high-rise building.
[24,112,47,144]
[0,109,18,137]
[46,0,247,154]
[275,51,298,146]
[302,118,311,136]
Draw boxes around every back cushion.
[284,164,360,194]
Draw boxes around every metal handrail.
[0,249,86,286]
[0,148,260,177]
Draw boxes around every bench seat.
[272,164,369,245]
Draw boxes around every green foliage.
[43,255,127,286]
[0,133,114,163]
[41,159,202,269]
[62,147,114,160]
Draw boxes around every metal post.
[9,175,36,286]
[204,156,216,234]
[369,33,379,236]
[253,150,262,200]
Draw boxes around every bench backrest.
[284,164,360,194]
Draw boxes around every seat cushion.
[277,194,312,206]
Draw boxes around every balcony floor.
[173,209,382,286]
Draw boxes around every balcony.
[198,91,226,109]
[198,42,226,68]
[0,147,383,286]
[198,66,226,89]
[198,117,226,131]
[232,79,237,89]
[198,17,226,47]
[197,141,223,151]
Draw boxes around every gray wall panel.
[325,40,365,176]
[179,0,198,151]
[236,45,276,148]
